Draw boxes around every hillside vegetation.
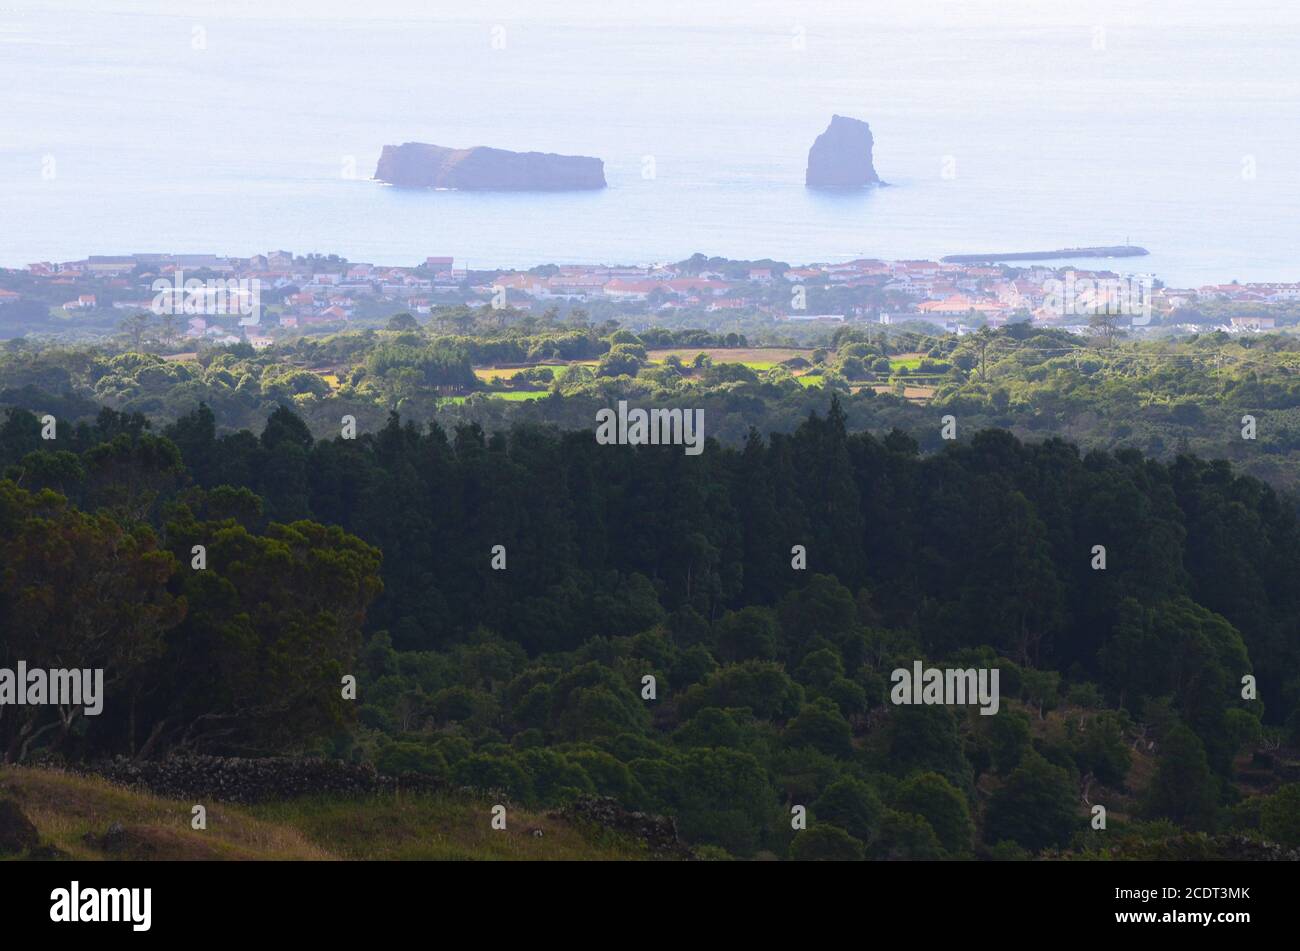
[9,321,1300,488]
[5,317,1300,860]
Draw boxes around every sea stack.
[805,115,881,188]
[374,142,606,190]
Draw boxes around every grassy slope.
[0,767,651,861]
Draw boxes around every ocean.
[2,0,1299,285]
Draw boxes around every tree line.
[0,396,1297,857]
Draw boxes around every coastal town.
[2,251,1298,343]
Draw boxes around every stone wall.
[76,756,448,805]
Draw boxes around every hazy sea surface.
[2,0,1299,285]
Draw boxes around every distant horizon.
[4,0,1298,285]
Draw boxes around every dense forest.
[2,389,1298,859]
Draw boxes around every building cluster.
[7,252,1300,340]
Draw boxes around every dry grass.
[865,384,937,401]
[252,792,649,861]
[1,766,649,861]
[473,367,528,382]
[1,766,330,860]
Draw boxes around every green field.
[441,390,549,405]
[490,390,548,401]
